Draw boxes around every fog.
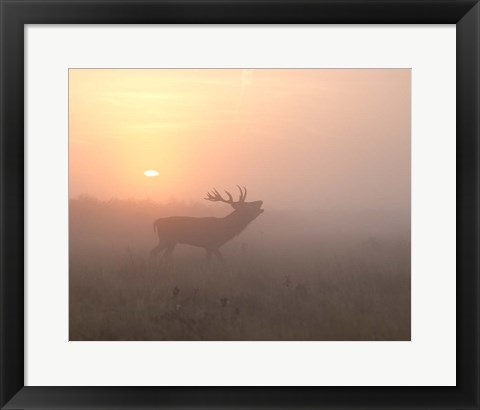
[70,69,410,212]
[69,197,410,341]
[70,196,409,256]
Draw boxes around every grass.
[69,237,410,341]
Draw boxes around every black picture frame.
[1,1,478,409]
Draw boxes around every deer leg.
[162,243,176,260]
[213,249,224,262]
[150,242,166,258]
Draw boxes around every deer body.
[150,187,263,261]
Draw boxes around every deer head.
[205,186,264,220]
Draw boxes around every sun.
[144,170,159,177]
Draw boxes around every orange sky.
[69,69,410,211]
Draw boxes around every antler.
[205,186,248,204]
[205,188,234,204]
[237,185,247,203]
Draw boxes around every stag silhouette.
[150,186,263,261]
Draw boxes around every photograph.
[69,68,411,341]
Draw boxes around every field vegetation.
[69,196,410,341]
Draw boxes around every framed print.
[0,0,479,409]
[68,67,411,343]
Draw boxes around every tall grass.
[69,197,410,341]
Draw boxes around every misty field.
[69,197,411,341]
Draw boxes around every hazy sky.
[69,69,410,211]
